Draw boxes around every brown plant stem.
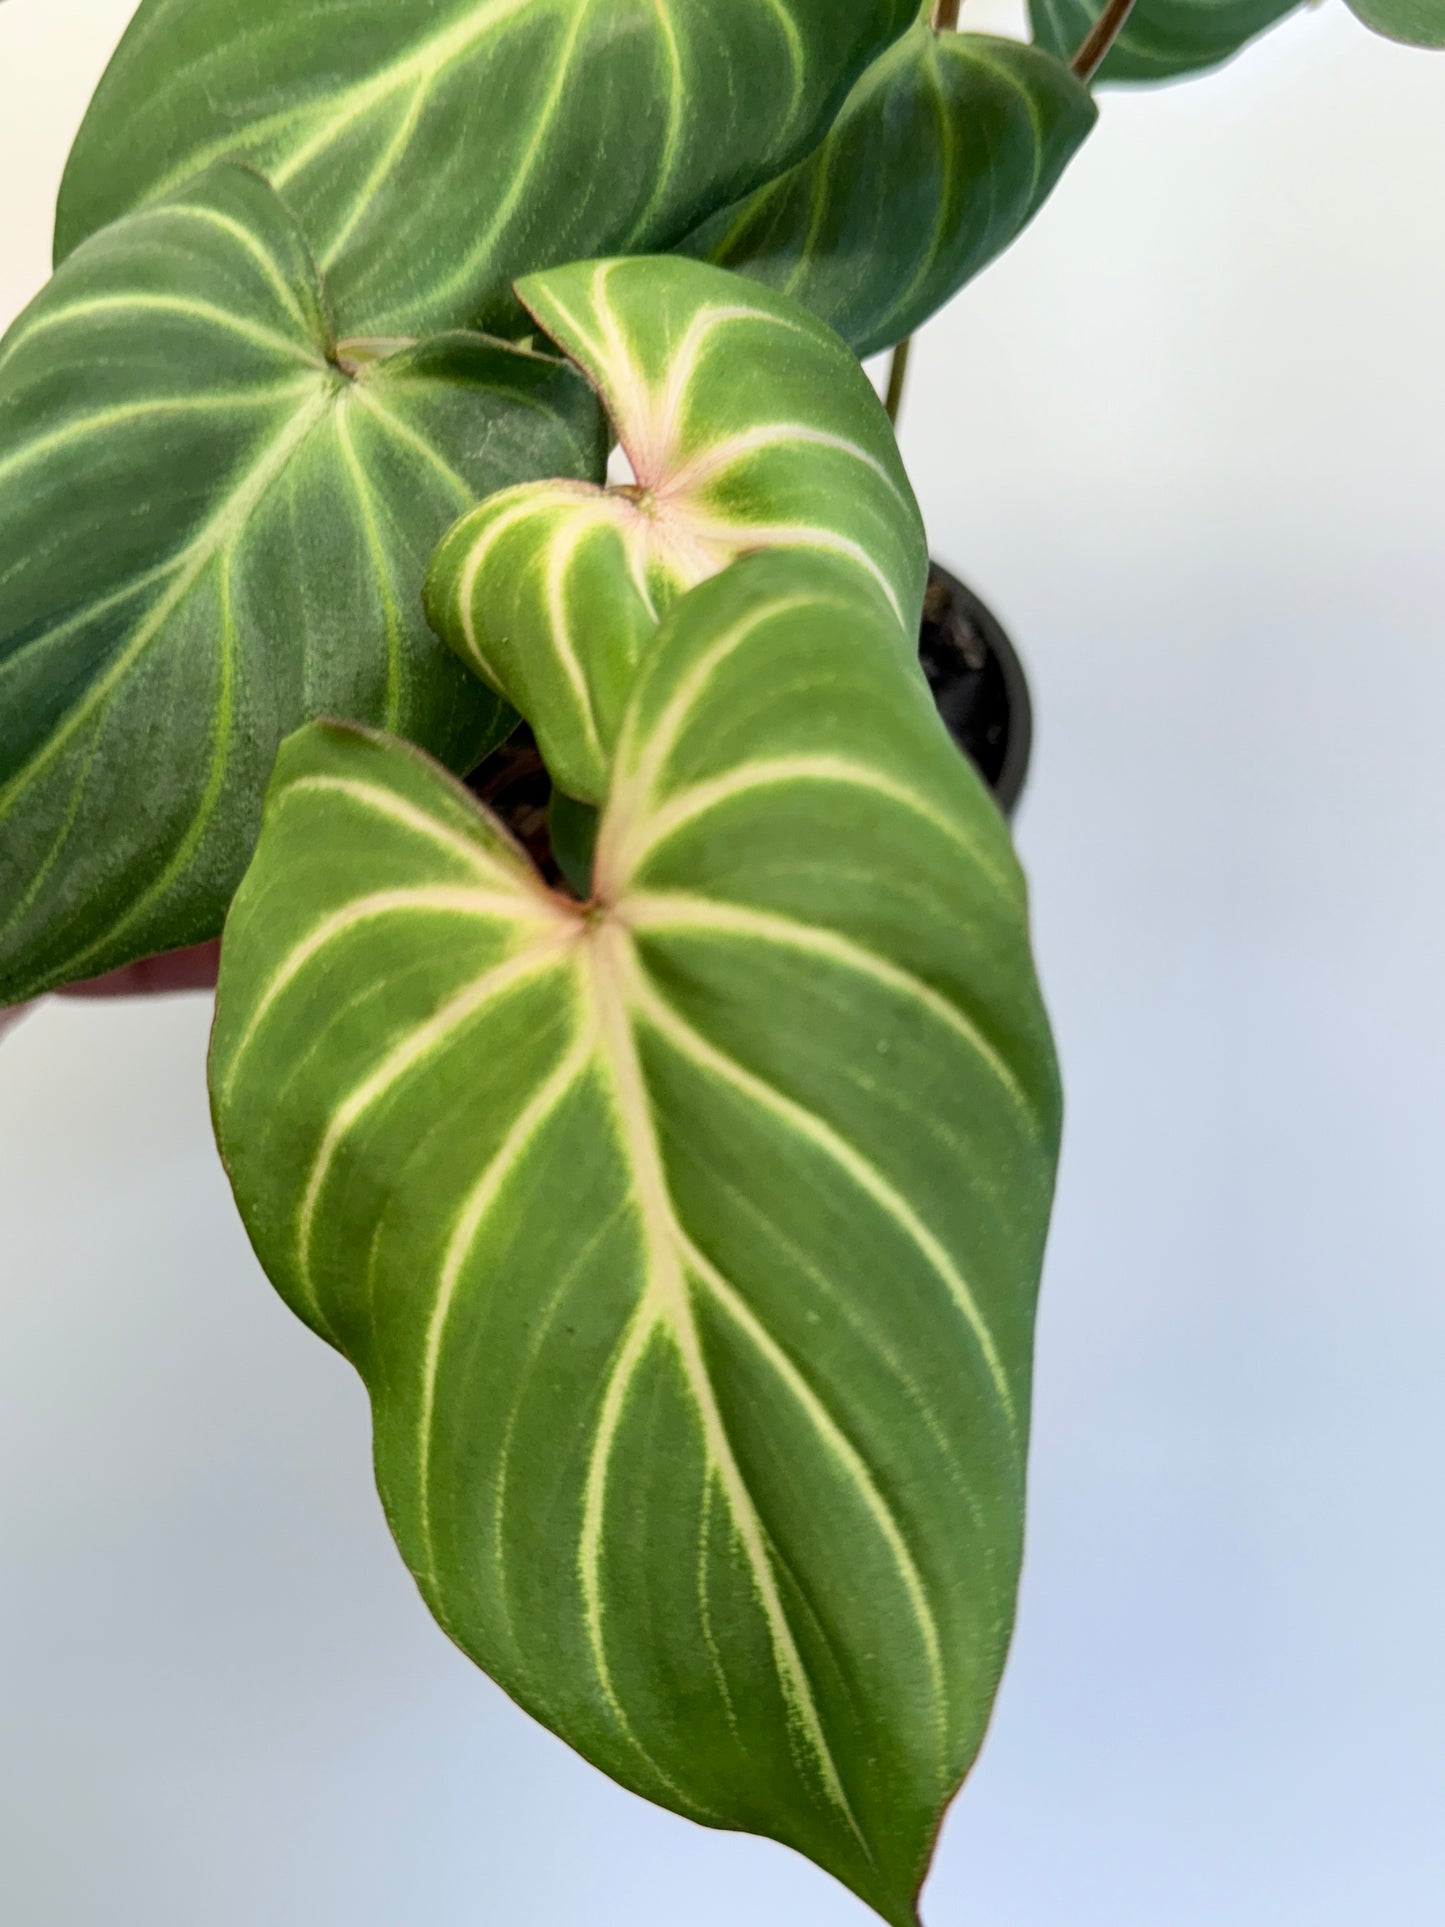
[884,335,913,430]
[884,3,961,429]
[1071,0,1140,82]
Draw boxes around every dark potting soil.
[466,726,561,885]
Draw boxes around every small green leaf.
[0,164,603,1005]
[211,550,1060,1927]
[57,0,921,340]
[1344,0,1445,46]
[1030,0,1300,81]
[687,24,1096,358]
[427,256,926,804]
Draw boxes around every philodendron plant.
[1,0,1438,1919]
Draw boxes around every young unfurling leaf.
[426,256,926,804]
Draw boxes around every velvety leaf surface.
[1344,0,1445,45]
[687,24,1096,358]
[427,256,926,803]
[1030,0,1300,81]
[210,553,1061,1926]
[0,164,603,1006]
[57,0,920,339]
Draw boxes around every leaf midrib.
[580,915,872,1845]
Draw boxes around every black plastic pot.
[469,562,1033,872]
[920,561,1032,821]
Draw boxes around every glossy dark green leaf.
[57,0,920,340]
[1030,0,1300,82]
[0,164,603,1005]
[688,24,1096,358]
[210,551,1061,1926]
[1344,0,1445,46]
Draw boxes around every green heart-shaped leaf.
[1344,0,1445,45]
[56,0,921,340]
[1030,0,1300,81]
[686,24,1096,358]
[427,256,926,804]
[211,551,1060,1926]
[0,164,604,1006]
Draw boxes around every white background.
[2,2,1443,1921]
